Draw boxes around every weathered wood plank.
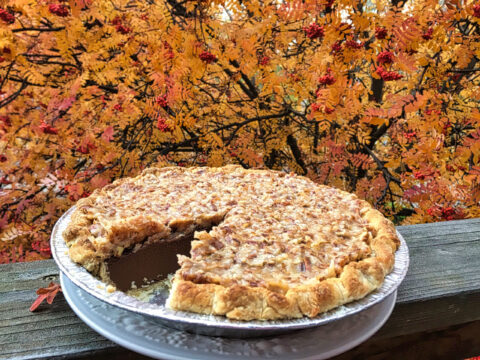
[376,292,480,338]
[333,320,480,360]
[0,218,479,360]
[396,218,480,303]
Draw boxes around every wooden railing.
[1,218,480,359]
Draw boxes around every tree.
[1,0,479,262]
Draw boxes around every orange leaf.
[36,282,58,294]
[91,174,110,189]
[68,0,91,17]
[29,294,48,312]
[30,282,62,312]
[46,288,61,304]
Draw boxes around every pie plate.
[61,272,397,360]
[52,206,409,338]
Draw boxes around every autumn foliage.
[1,0,480,263]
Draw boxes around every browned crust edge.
[166,200,400,320]
[63,167,183,273]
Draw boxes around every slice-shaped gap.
[103,217,223,292]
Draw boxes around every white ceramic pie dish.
[51,206,409,337]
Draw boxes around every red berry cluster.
[259,56,270,65]
[427,206,459,221]
[404,131,416,140]
[331,41,342,54]
[319,74,335,85]
[377,51,394,65]
[474,4,480,17]
[422,27,433,40]
[440,207,456,220]
[345,40,364,49]
[199,51,217,64]
[425,109,441,115]
[48,4,69,17]
[0,8,15,24]
[375,27,387,39]
[111,16,132,34]
[31,241,51,256]
[156,94,168,108]
[319,69,335,85]
[39,121,58,135]
[0,115,11,127]
[116,24,131,34]
[157,117,171,132]
[163,41,174,59]
[111,16,122,25]
[376,66,403,81]
[304,23,324,39]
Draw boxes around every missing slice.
[99,219,223,292]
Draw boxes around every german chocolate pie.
[63,165,399,320]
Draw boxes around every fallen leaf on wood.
[30,282,62,312]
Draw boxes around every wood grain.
[0,218,479,359]
[333,320,480,360]
[396,218,480,303]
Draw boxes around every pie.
[63,165,399,320]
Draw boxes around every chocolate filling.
[106,235,194,292]
[105,216,225,292]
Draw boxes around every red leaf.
[0,214,8,230]
[90,174,109,189]
[39,121,59,135]
[30,282,62,312]
[36,282,58,294]
[46,288,60,304]
[65,183,83,201]
[29,294,48,312]
[58,96,76,111]
[101,126,114,142]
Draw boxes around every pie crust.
[63,165,399,320]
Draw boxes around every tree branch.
[287,134,307,174]
[12,27,65,33]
